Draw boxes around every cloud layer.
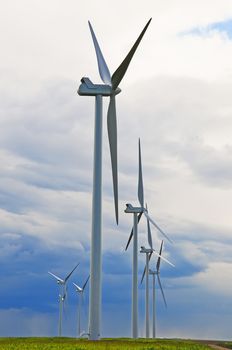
[0,0,232,339]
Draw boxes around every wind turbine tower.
[149,241,167,338]
[140,209,174,338]
[78,19,152,340]
[73,275,90,338]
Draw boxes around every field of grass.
[0,337,214,350]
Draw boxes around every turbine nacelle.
[78,77,121,97]
[140,246,153,253]
[124,203,143,214]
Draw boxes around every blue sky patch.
[181,19,232,39]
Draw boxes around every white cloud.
[1,0,232,339]
[193,261,232,296]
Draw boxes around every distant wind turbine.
[125,139,172,338]
[78,19,152,340]
[48,263,79,336]
[140,209,174,338]
[73,275,90,338]
[149,241,167,338]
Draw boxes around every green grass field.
[0,338,216,350]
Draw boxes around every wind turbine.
[149,240,167,338]
[125,139,172,338]
[141,205,174,338]
[48,263,79,336]
[78,19,152,340]
[73,275,90,338]
[140,209,174,338]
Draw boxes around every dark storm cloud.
[0,232,88,312]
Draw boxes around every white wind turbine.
[73,275,90,338]
[48,263,79,336]
[78,19,152,340]
[125,139,173,338]
[149,240,167,338]
[140,208,174,338]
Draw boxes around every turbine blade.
[73,282,82,292]
[48,272,64,284]
[125,212,143,250]
[156,240,164,271]
[138,139,144,208]
[141,251,153,284]
[157,274,167,308]
[111,18,152,90]
[125,230,133,251]
[64,284,67,300]
[152,249,174,267]
[64,263,80,282]
[146,204,153,249]
[107,95,118,224]
[88,21,112,86]
[82,275,90,291]
[149,251,153,261]
[143,210,173,244]
[141,265,146,285]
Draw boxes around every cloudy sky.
[1,0,232,340]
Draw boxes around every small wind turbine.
[73,275,90,338]
[140,210,174,338]
[78,19,152,340]
[125,139,172,338]
[149,241,167,338]
[48,263,79,336]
